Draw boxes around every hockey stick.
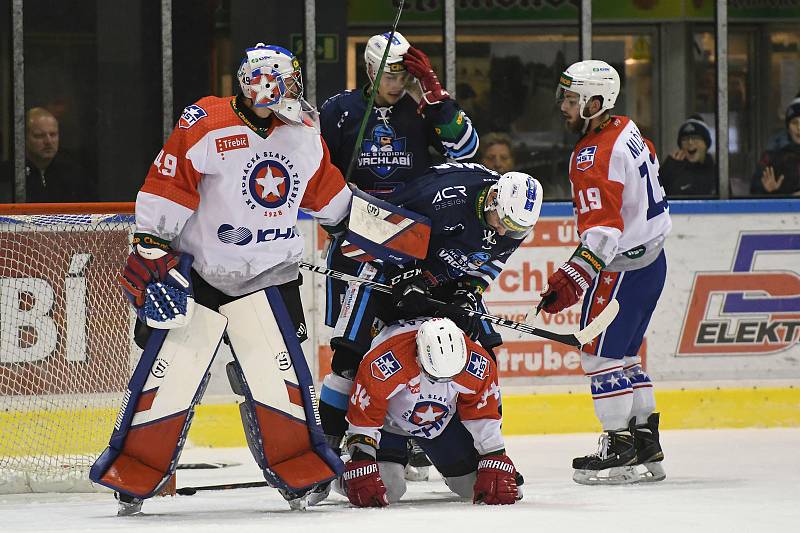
[343,0,406,181]
[298,261,618,347]
[177,481,269,496]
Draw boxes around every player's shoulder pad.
[176,96,231,134]
[320,90,357,113]
[456,339,496,385]
[361,329,419,384]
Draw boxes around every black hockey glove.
[388,265,434,318]
[449,289,482,340]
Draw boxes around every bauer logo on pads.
[575,146,597,172]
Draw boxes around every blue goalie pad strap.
[266,286,346,477]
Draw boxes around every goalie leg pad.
[89,304,227,499]
[219,288,344,493]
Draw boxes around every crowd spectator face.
[789,116,800,145]
[25,108,59,170]
[481,141,515,174]
[678,134,708,163]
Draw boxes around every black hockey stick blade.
[177,480,270,495]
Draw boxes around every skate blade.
[306,482,332,506]
[404,464,430,482]
[573,466,640,485]
[116,502,143,516]
[636,461,666,483]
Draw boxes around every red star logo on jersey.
[409,401,449,426]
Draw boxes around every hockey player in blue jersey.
[320,31,479,330]
[313,163,542,500]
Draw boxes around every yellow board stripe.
[2,388,798,455]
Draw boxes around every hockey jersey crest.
[136,96,351,296]
[346,320,504,455]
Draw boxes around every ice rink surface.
[2,428,798,533]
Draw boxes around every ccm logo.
[216,134,249,153]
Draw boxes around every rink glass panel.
[0,212,135,493]
[21,0,161,203]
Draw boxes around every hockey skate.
[278,488,309,511]
[404,440,432,481]
[115,491,143,516]
[572,426,638,485]
[630,412,666,483]
[306,481,333,506]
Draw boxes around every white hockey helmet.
[486,172,543,239]
[364,31,411,81]
[416,318,468,383]
[556,60,621,120]
[237,43,305,119]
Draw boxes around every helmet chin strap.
[579,97,605,133]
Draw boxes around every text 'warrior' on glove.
[342,458,389,508]
[539,246,604,314]
[473,452,518,505]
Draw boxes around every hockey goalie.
[90,43,349,515]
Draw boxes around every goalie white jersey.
[135,95,351,296]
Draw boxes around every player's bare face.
[559,91,584,134]
[375,71,410,106]
[483,190,507,236]
[680,135,707,163]
[788,117,800,145]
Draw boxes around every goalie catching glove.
[119,233,195,329]
[473,451,518,505]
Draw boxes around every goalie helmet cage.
[0,202,138,493]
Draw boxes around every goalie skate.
[115,492,144,516]
[572,427,638,486]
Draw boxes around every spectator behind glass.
[24,107,94,202]
[479,132,515,174]
[751,98,800,196]
[660,115,716,196]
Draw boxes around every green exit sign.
[290,34,339,63]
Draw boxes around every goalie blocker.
[90,266,343,501]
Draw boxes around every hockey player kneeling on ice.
[339,317,520,507]
[89,42,350,516]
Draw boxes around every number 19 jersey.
[568,116,672,267]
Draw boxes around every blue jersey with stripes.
[387,162,521,292]
[319,86,479,199]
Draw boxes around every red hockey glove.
[403,46,449,113]
[539,261,591,314]
[342,458,389,508]
[473,453,518,505]
[119,233,180,308]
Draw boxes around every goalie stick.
[298,261,618,347]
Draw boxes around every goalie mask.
[237,43,310,125]
[416,318,468,383]
[485,172,542,240]
[364,31,411,81]
[556,60,620,121]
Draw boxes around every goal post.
[0,202,137,493]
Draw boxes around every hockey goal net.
[0,203,136,493]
